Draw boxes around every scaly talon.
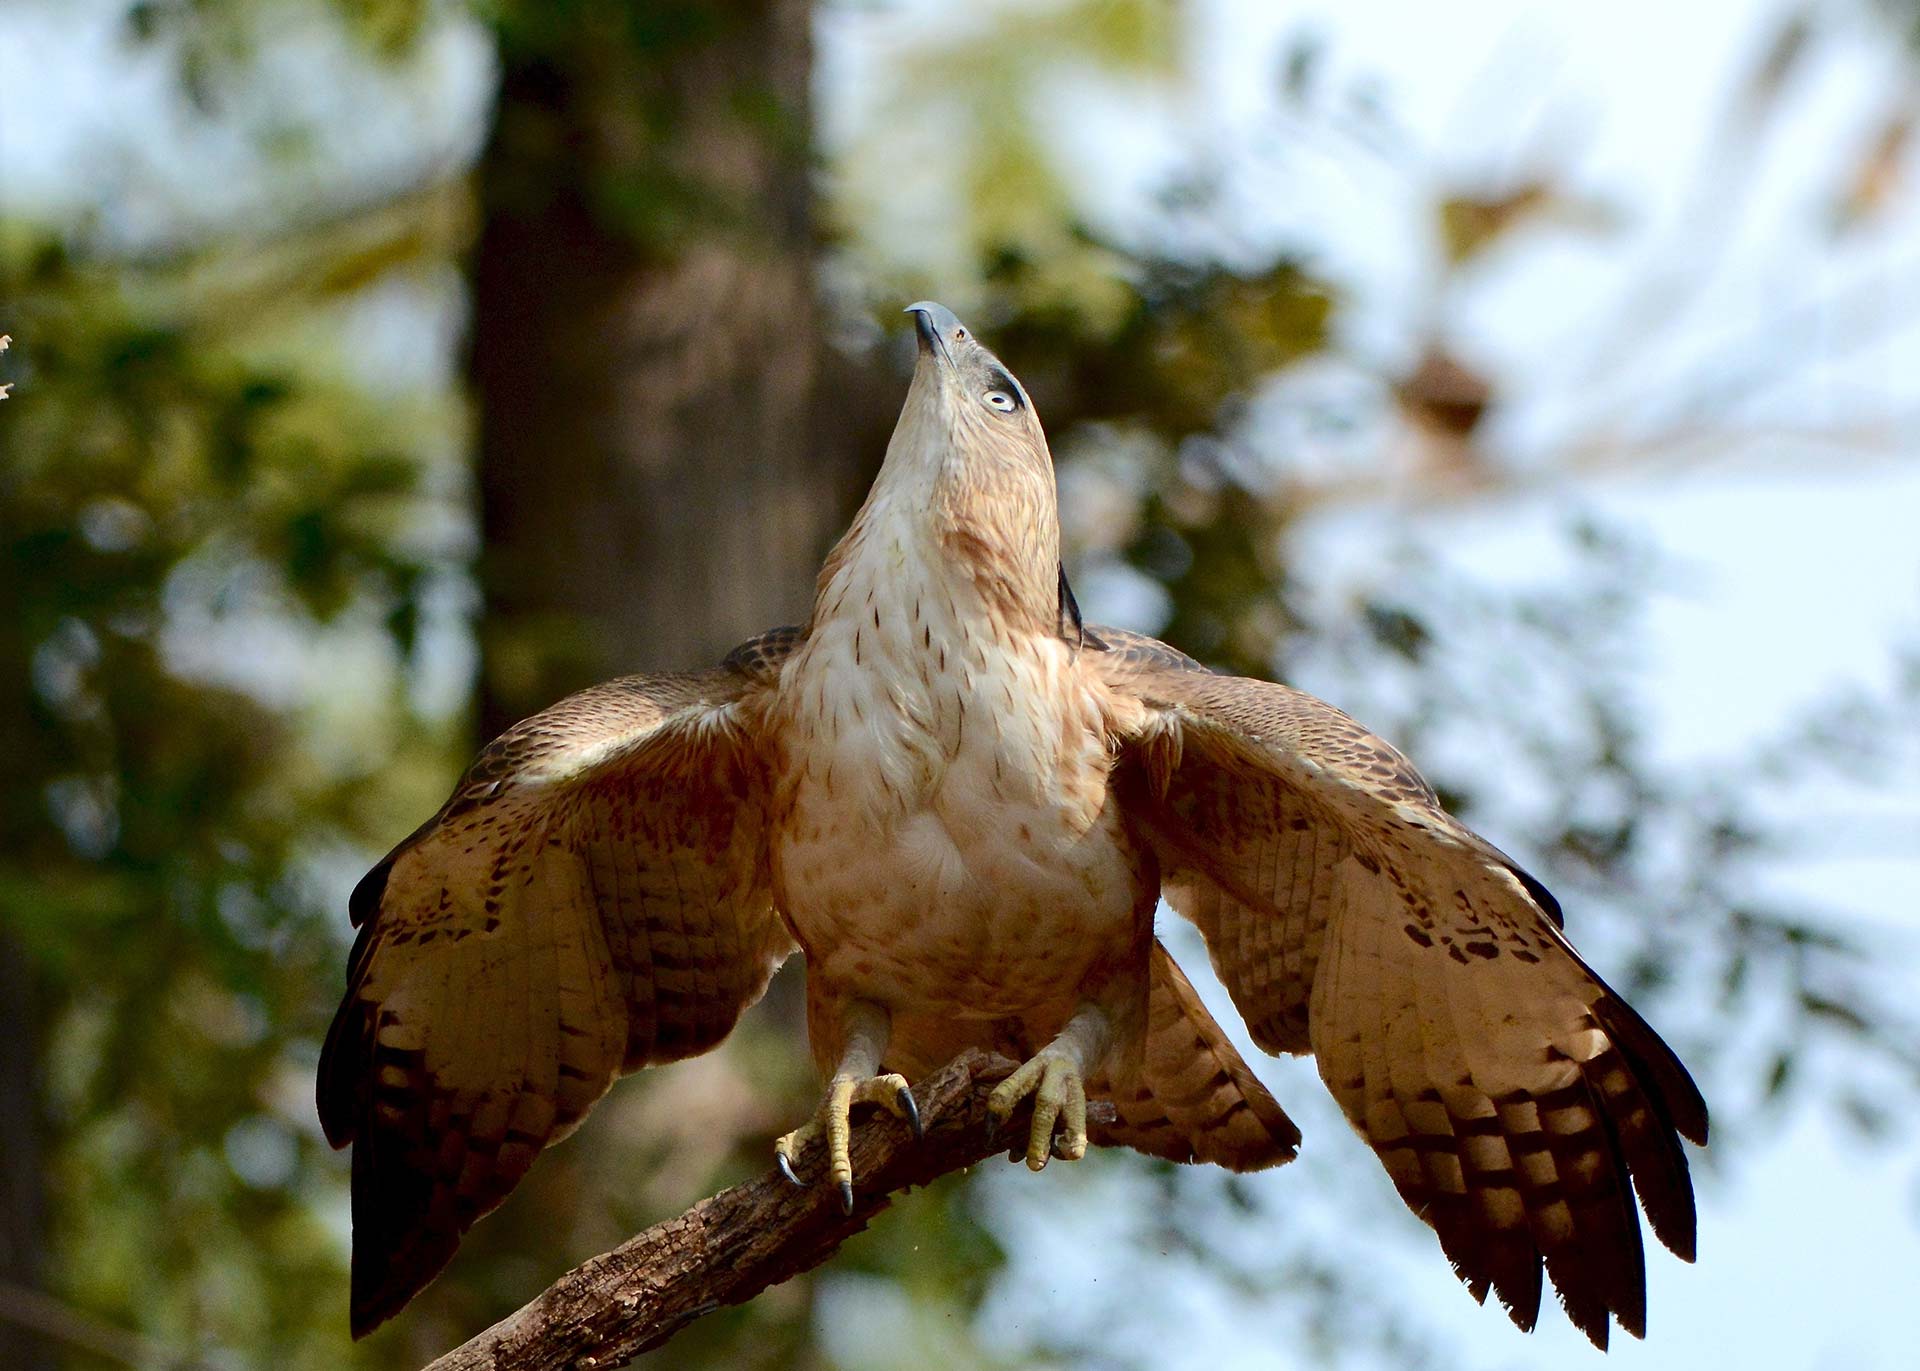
[987,1048,1090,1172]
[772,1070,919,1205]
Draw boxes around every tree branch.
[421,1050,1110,1371]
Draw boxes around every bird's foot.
[987,1047,1089,1172]
[774,1071,921,1213]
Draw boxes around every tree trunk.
[0,551,50,1370]
[470,0,841,739]
[0,939,49,1371]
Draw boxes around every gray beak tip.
[906,300,966,353]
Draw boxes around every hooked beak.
[906,300,965,366]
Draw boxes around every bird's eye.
[984,390,1016,412]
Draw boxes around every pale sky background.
[6,1,1918,1368]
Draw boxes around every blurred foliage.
[0,217,462,1367]
[828,0,1184,325]
[3,0,1919,1369]
[476,0,808,257]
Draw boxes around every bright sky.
[9,2,1919,1368]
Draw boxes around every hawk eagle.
[320,302,1706,1347]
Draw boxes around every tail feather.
[1094,943,1300,1171]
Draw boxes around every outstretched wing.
[1095,628,1707,1348]
[317,632,801,1336]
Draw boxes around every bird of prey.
[319,302,1706,1347]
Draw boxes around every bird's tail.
[1092,942,1300,1171]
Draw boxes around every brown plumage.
[317,668,794,1334]
[320,302,1704,1345]
[1089,944,1301,1170]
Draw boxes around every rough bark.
[0,939,48,1371]
[418,1052,1110,1371]
[470,0,844,738]
[0,414,50,1370]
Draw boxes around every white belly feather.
[771,520,1139,1016]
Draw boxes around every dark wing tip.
[1563,1290,1615,1351]
[1443,1225,1544,1336]
[315,1005,363,1149]
[317,925,381,1149]
[349,1271,415,1341]
[344,1103,476,1338]
[348,856,396,928]
[1400,1063,1670,1347]
[1593,1029,1702,1263]
[349,1227,459,1340]
[1486,853,1565,929]
[1506,862,1564,929]
[1552,1073,1649,1346]
[1595,995,1710,1147]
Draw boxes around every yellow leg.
[774,1001,921,1212]
[987,1005,1109,1171]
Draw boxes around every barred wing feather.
[317,643,798,1336]
[1095,629,1707,1348]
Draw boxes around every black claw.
[984,1111,999,1143]
[898,1086,924,1140]
[777,1152,803,1188]
[837,1179,855,1215]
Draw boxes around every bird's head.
[891,301,1051,482]
[822,302,1063,633]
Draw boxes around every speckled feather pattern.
[1089,944,1301,1169]
[321,310,1703,1346]
[1096,641,1708,1347]
[317,662,795,1335]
